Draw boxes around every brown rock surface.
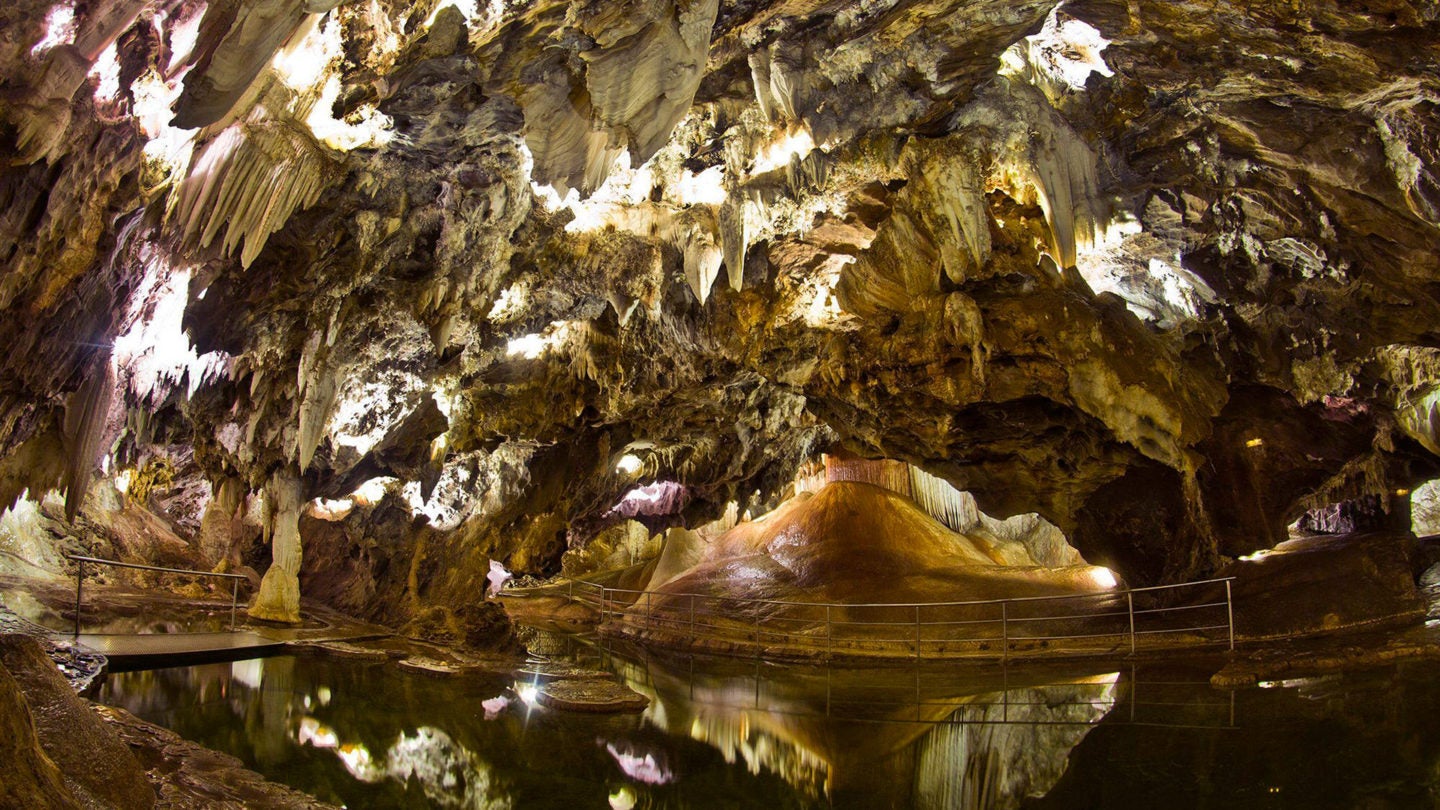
[0,659,82,810]
[536,678,651,713]
[94,704,338,810]
[652,481,1112,605]
[0,634,155,810]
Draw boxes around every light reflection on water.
[97,642,1440,809]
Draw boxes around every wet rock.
[294,639,402,661]
[94,704,339,809]
[0,659,81,809]
[536,678,650,713]
[400,602,520,653]
[1221,533,1426,639]
[0,634,154,809]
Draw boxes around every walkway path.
[75,631,289,669]
[74,618,394,670]
[3,578,394,674]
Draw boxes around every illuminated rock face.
[250,468,304,623]
[1,0,1439,625]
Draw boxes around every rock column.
[249,467,304,623]
[197,476,245,566]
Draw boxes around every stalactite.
[908,466,980,533]
[926,157,990,282]
[792,458,827,496]
[606,481,688,518]
[1397,387,1440,456]
[719,197,748,293]
[297,361,340,473]
[581,0,720,165]
[824,456,912,497]
[945,292,988,388]
[172,120,336,267]
[198,476,246,564]
[747,48,802,123]
[62,352,116,521]
[10,47,89,165]
[1295,433,1397,518]
[1028,126,1106,270]
[665,210,724,305]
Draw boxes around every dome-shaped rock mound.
[620,482,1121,656]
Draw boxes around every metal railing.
[67,555,248,636]
[561,576,1236,662]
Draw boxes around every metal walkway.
[74,631,290,670]
[546,574,1238,663]
[56,555,393,670]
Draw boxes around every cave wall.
[1,0,1438,611]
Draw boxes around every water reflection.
[599,650,1129,807]
[98,641,1440,809]
[336,726,511,809]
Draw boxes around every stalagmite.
[197,477,246,565]
[249,467,304,623]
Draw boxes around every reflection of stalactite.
[62,352,116,521]
[912,683,1114,809]
[674,711,828,799]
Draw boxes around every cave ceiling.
[2,0,1439,583]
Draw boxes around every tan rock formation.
[0,0,1437,623]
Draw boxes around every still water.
[97,641,1440,809]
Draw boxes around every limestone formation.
[249,466,304,622]
[0,0,1438,629]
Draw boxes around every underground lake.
[95,639,1440,809]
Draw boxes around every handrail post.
[73,559,83,638]
[826,604,832,658]
[689,594,696,638]
[1127,590,1136,655]
[645,591,652,631]
[1001,601,1008,663]
[914,604,921,661]
[230,577,238,631]
[1225,579,1235,651]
